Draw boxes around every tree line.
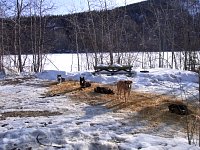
[0,0,200,72]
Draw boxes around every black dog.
[80,77,85,87]
[57,74,65,83]
[168,104,188,115]
[94,86,114,94]
[80,77,91,88]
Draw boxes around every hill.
[1,0,199,54]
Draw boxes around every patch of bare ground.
[0,77,33,85]
[47,80,200,134]
[0,111,62,120]
[0,76,58,87]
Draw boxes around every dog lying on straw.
[117,80,132,102]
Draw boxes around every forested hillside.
[0,0,200,72]
[2,0,200,53]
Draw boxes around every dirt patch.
[1,110,62,120]
[0,77,34,85]
[47,80,199,133]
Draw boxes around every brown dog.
[117,80,132,102]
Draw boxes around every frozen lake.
[3,52,200,73]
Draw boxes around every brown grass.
[47,80,200,133]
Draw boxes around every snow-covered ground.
[0,67,199,149]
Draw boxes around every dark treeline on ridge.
[0,0,200,72]
[1,0,200,54]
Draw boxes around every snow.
[36,68,199,100]
[0,65,199,149]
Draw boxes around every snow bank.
[35,68,199,100]
[136,68,198,83]
[36,70,66,81]
[36,68,198,85]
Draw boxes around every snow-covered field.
[4,52,200,73]
[0,64,199,149]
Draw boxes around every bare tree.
[29,0,54,72]
[0,0,6,72]
[70,14,81,71]
[15,0,28,72]
[86,0,98,66]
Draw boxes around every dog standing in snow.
[117,80,132,102]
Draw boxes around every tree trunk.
[87,0,98,66]
[16,0,23,72]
